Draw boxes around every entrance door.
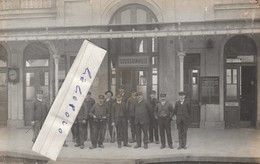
[24,68,49,125]
[118,69,150,99]
[184,54,200,128]
[225,66,240,128]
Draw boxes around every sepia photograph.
[0,0,260,163]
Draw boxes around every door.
[118,69,150,99]
[0,69,7,126]
[184,54,200,128]
[240,66,256,127]
[225,66,240,128]
[24,68,49,125]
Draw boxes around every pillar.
[178,51,185,91]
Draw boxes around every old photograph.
[0,0,260,163]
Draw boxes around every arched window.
[108,4,159,97]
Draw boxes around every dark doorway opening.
[240,66,256,127]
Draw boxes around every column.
[178,51,185,91]
[53,54,60,96]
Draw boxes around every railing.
[0,0,55,10]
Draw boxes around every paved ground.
[0,127,260,164]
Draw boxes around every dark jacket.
[155,101,174,118]
[104,98,115,119]
[75,101,87,123]
[89,103,109,121]
[31,99,48,122]
[111,102,128,123]
[174,100,191,125]
[84,97,95,119]
[120,92,131,103]
[134,99,152,125]
[127,96,137,117]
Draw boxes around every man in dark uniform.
[31,90,48,143]
[134,92,152,149]
[127,89,137,143]
[174,91,191,150]
[148,90,159,144]
[89,95,109,149]
[84,91,95,141]
[104,90,115,143]
[72,99,87,149]
[112,95,131,148]
[155,93,174,149]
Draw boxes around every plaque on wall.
[201,76,219,104]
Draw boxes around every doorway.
[224,35,257,128]
[184,54,200,128]
[240,66,256,126]
[118,69,150,98]
[24,42,50,126]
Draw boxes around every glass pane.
[26,59,49,67]
[226,84,237,98]
[152,67,157,74]
[137,9,147,23]
[152,57,158,66]
[121,9,131,24]
[44,72,49,86]
[112,77,116,85]
[26,73,35,86]
[152,75,158,85]
[138,71,147,85]
[152,85,158,96]
[226,69,231,84]
[0,73,6,86]
[0,86,7,101]
[192,84,199,100]
[0,60,7,67]
[233,69,237,84]
[26,86,35,100]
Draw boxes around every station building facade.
[0,0,260,129]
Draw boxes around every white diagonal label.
[32,40,106,160]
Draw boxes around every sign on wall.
[118,55,150,68]
[201,76,219,104]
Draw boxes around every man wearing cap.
[84,91,95,141]
[104,90,115,143]
[89,95,109,149]
[155,93,174,149]
[31,90,48,143]
[126,89,137,143]
[134,92,152,149]
[174,91,191,150]
[72,97,88,149]
[111,95,131,148]
[148,90,159,144]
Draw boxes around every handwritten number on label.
[83,67,92,79]
[62,121,68,126]
[75,85,82,95]
[58,128,62,134]
[69,104,75,111]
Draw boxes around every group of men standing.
[31,87,191,150]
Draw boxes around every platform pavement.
[0,126,260,164]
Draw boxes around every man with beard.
[112,95,131,148]
[133,92,152,149]
[127,89,137,143]
[155,93,174,149]
[89,95,109,149]
[174,91,191,150]
[31,90,48,143]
